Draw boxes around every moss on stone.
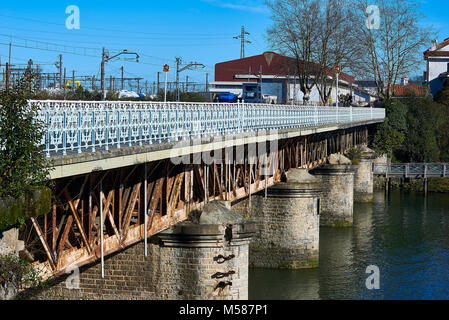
[0,187,52,230]
[331,220,353,228]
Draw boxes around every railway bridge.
[14,101,385,300]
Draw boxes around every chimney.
[431,39,438,51]
[401,77,409,86]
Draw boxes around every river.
[249,191,449,300]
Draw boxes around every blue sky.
[0,0,448,86]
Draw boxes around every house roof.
[424,37,449,57]
[353,86,377,97]
[215,52,355,84]
[424,51,449,57]
[392,84,427,97]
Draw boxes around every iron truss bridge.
[374,163,449,178]
[31,100,386,157]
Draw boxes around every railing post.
[46,111,50,158]
[91,110,96,153]
[128,110,132,147]
[105,111,109,151]
[139,110,143,146]
[336,105,339,124]
[117,110,121,149]
[78,110,82,154]
[158,109,162,143]
[444,164,447,178]
[62,110,67,156]
[167,108,171,142]
[149,109,153,144]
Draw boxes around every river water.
[249,191,449,300]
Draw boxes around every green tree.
[401,95,439,162]
[372,118,405,160]
[0,69,50,200]
[434,79,449,106]
[383,99,408,134]
[371,98,407,160]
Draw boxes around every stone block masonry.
[352,159,374,203]
[232,169,320,269]
[311,165,355,227]
[352,147,375,203]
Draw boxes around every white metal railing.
[374,163,449,178]
[29,100,386,157]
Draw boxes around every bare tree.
[266,0,322,103]
[266,0,362,104]
[351,0,433,99]
[315,0,362,104]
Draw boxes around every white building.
[424,38,449,96]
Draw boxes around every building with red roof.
[424,38,449,96]
[211,52,363,104]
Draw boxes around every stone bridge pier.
[232,169,321,269]
[352,147,376,203]
[311,165,355,227]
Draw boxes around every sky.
[0,0,448,87]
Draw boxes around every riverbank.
[374,177,449,193]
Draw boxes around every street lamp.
[101,48,140,100]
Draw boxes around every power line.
[0,13,235,37]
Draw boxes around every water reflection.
[249,191,449,300]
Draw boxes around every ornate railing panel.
[29,100,386,157]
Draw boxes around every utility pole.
[101,48,106,99]
[58,54,63,89]
[72,70,76,93]
[259,65,263,102]
[63,67,66,98]
[206,73,209,92]
[100,47,139,100]
[121,66,124,91]
[176,57,181,101]
[234,26,251,59]
[175,57,205,101]
[157,72,161,95]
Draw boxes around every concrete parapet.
[311,165,355,227]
